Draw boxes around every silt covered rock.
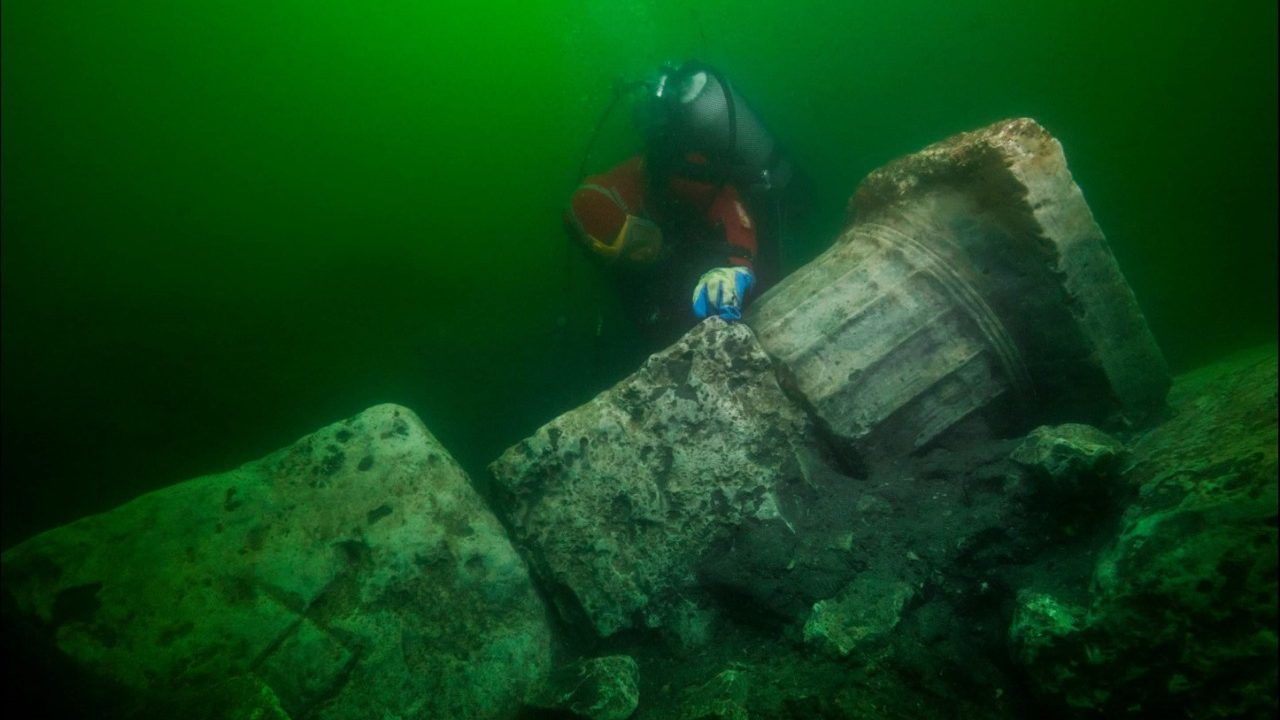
[1010,423,1124,483]
[803,576,914,658]
[1010,423,1128,517]
[2,404,552,719]
[1010,347,1278,719]
[679,669,750,720]
[527,655,640,720]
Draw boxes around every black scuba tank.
[644,60,793,197]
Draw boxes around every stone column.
[747,118,1169,461]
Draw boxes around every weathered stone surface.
[803,576,914,657]
[1010,346,1278,719]
[2,404,551,719]
[488,318,816,638]
[1008,593,1096,709]
[1010,423,1126,514]
[746,117,1168,462]
[528,655,640,720]
[1010,423,1123,483]
[679,669,750,720]
[628,348,1273,720]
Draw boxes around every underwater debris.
[4,122,1272,720]
[803,576,914,658]
[526,655,641,720]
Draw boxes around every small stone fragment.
[528,655,640,720]
[803,577,914,657]
[1011,423,1124,483]
[679,669,750,720]
[1007,592,1100,710]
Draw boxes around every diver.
[564,60,803,349]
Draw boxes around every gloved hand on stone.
[692,266,755,321]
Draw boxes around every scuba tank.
[577,60,793,199]
[642,60,794,198]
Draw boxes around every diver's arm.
[692,184,758,321]
[565,156,650,262]
[706,184,757,270]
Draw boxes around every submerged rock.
[528,655,640,720]
[1010,423,1124,483]
[1010,423,1127,515]
[803,576,914,658]
[488,318,818,638]
[1010,347,1278,719]
[678,669,750,720]
[1,404,551,719]
[1008,592,1097,709]
[746,117,1168,463]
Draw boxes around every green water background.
[2,0,1276,548]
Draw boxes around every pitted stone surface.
[489,318,816,637]
[528,655,641,720]
[803,576,914,657]
[1011,424,1124,483]
[2,404,551,719]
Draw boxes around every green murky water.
[2,0,1276,547]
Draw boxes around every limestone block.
[2,404,551,720]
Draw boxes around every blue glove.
[692,266,755,321]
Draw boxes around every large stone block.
[746,118,1168,460]
[488,319,816,638]
[2,404,551,719]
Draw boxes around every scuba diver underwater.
[565,60,806,349]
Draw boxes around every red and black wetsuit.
[567,153,778,346]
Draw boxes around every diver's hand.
[692,266,755,321]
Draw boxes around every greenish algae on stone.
[803,576,914,658]
[528,655,640,720]
[679,669,750,720]
[1010,346,1278,719]
[1010,423,1124,484]
[2,404,551,719]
